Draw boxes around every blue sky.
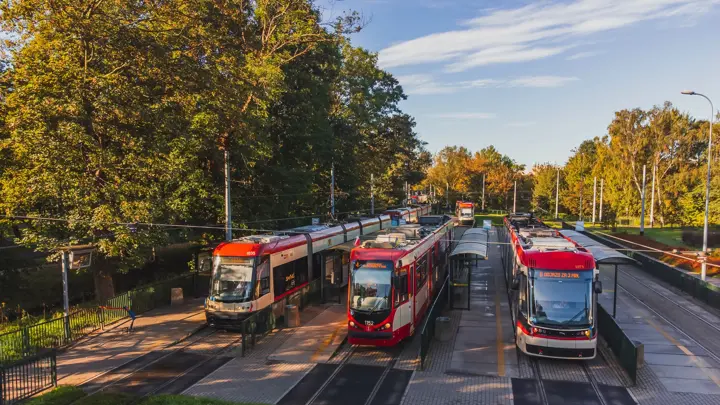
[319,0,720,168]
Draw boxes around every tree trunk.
[92,258,116,303]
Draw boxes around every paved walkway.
[57,298,206,386]
[184,304,331,404]
[268,305,347,364]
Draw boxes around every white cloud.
[398,75,578,95]
[566,51,603,60]
[379,0,718,71]
[506,76,579,88]
[430,112,497,119]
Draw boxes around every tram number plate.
[365,320,374,326]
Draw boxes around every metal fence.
[597,304,639,385]
[0,273,208,364]
[419,277,449,370]
[0,350,57,405]
[240,279,322,357]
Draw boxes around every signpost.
[59,245,94,341]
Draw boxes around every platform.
[267,304,347,364]
[448,228,518,377]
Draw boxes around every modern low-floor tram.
[500,213,603,360]
[204,205,431,329]
[347,214,455,346]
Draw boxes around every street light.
[681,90,715,281]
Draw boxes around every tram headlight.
[349,321,356,328]
[584,329,591,338]
[384,323,391,330]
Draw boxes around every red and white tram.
[502,213,603,359]
[205,212,406,328]
[347,214,455,346]
[383,205,432,226]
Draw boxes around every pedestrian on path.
[100,305,136,332]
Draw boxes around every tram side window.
[416,254,428,289]
[256,257,270,299]
[273,256,308,297]
[518,275,528,315]
[394,269,409,305]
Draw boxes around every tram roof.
[559,230,638,265]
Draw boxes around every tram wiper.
[367,298,383,316]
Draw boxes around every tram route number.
[538,271,580,279]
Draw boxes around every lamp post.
[682,90,714,281]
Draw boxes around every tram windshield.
[350,260,393,313]
[529,270,593,327]
[210,256,255,302]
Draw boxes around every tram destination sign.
[537,271,580,279]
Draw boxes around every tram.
[501,213,603,359]
[383,205,432,226]
[205,215,393,328]
[347,214,455,346]
[455,201,475,226]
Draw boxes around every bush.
[681,228,720,249]
[24,386,85,405]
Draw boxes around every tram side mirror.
[594,280,603,294]
[199,258,211,273]
[510,276,520,291]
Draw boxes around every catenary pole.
[640,164,647,236]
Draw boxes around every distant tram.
[205,205,430,328]
[347,214,455,346]
[455,201,475,226]
[501,213,603,359]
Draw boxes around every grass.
[25,387,270,405]
[474,213,505,226]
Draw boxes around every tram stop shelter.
[449,228,489,310]
[560,230,639,318]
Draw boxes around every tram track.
[614,268,720,368]
[617,267,720,336]
[76,328,242,404]
[78,327,218,395]
[277,341,407,405]
[528,357,550,405]
[580,361,609,405]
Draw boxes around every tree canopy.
[0,0,429,299]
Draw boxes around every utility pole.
[513,180,517,213]
[650,164,656,227]
[446,182,449,210]
[61,251,71,341]
[405,181,408,205]
[370,173,375,215]
[224,150,232,241]
[599,178,604,223]
[640,164,647,236]
[331,162,335,217]
[592,177,597,223]
[481,173,486,211]
[555,168,560,219]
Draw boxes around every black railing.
[419,277,449,370]
[0,272,209,364]
[597,303,640,385]
[0,350,57,405]
[240,279,322,357]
